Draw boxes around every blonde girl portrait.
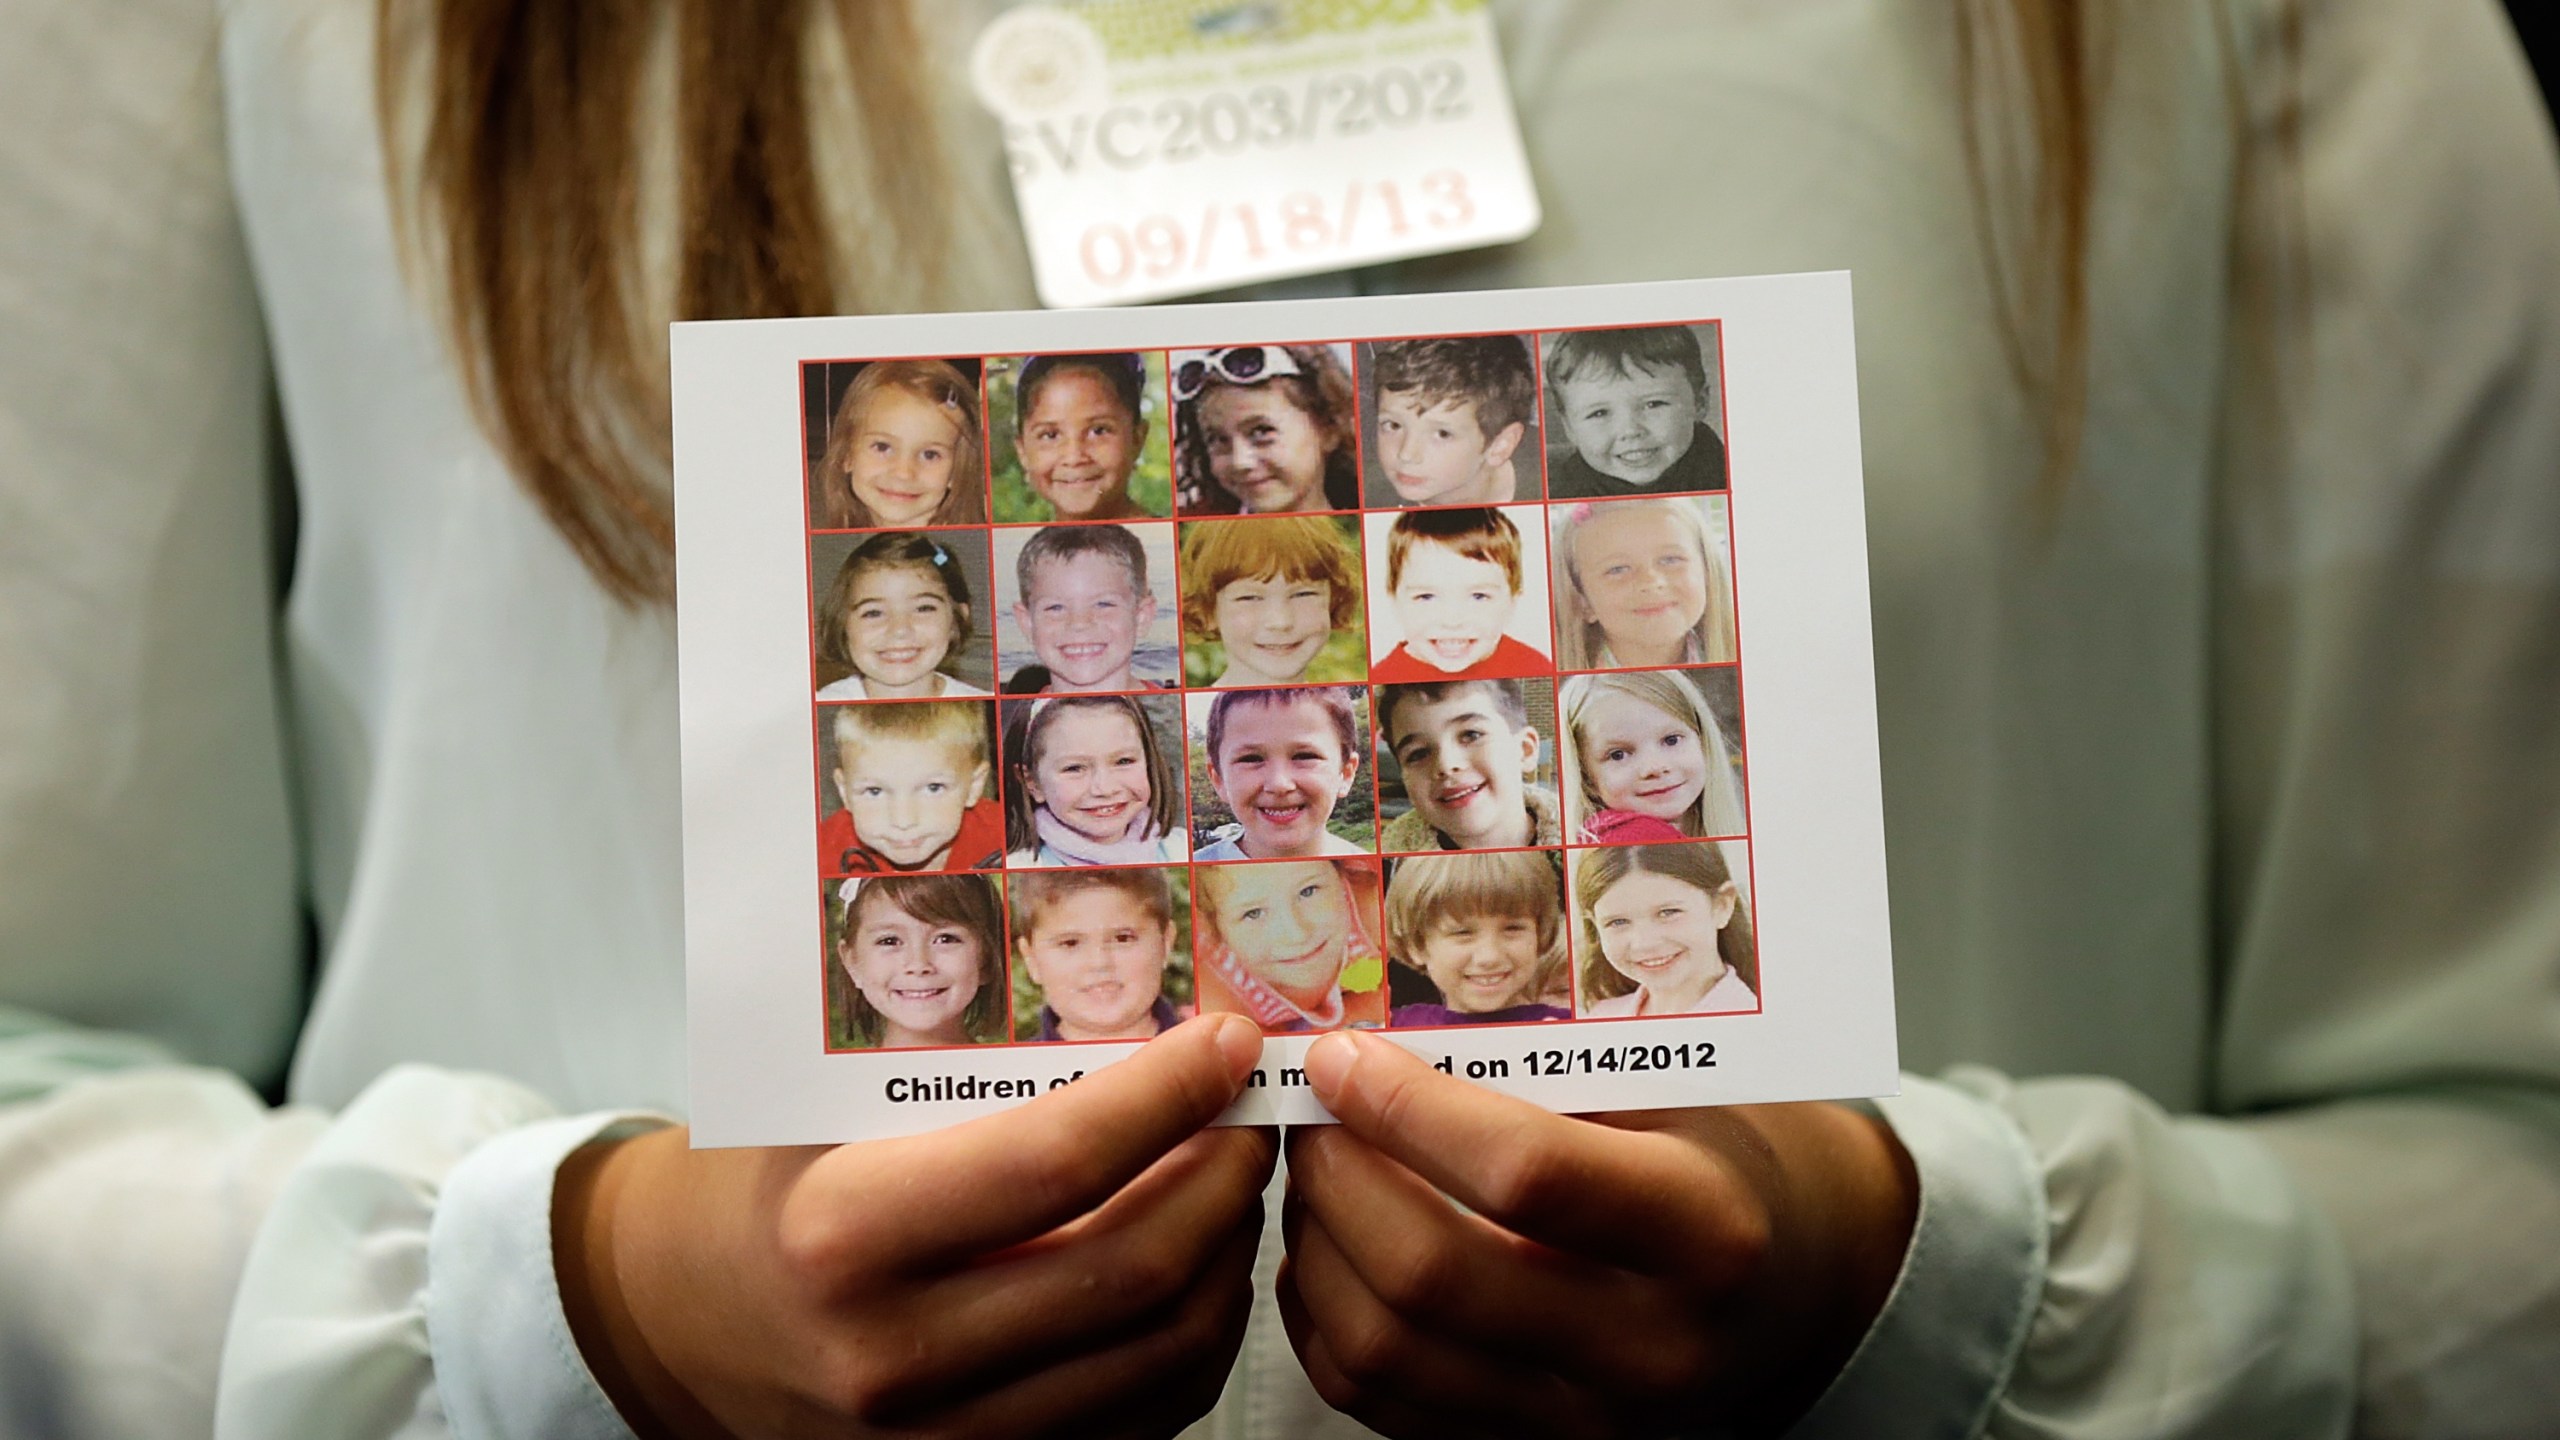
[812,531,992,698]
[828,872,1009,1050]
[1172,343,1361,516]
[1178,515,1367,687]
[1001,694,1191,867]
[1560,668,1747,843]
[1573,841,1759,1018]
[809,357,988,530]
[1552,495,1737,669]
[990,351,1171,522]
[1192,858,1388,1034]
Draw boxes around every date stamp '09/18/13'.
[972,3,1542,307]
[1067,171,1482,296]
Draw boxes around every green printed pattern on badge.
[1074,0,1486,60]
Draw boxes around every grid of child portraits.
[799,323,1763,1053]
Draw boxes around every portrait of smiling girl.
[809,357,988,530]
[1553,494,1737,668]
[1171,343,1361,516]
[14,3,2560,1437]
[1559,668,1747,842]
[1001,694,1190,867]
[812,531,992,698]
[1574,840,1759,1018]
[991,351,1171,522]
[829,873,1009,1050]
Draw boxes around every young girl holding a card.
[18,8,2560,1440]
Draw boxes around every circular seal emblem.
[969,7,1110,122]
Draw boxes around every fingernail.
[1211,1013,1265,1085]
[1303,1031,1360,1094]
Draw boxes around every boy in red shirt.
[1368,507,1550,682]
[816,700,1005,875]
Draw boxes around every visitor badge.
[970,0,1543,308]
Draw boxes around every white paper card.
[971,0,1541,308]
[674,273,1896,1147]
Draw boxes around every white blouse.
[3,0,2558,1437]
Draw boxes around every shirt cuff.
[427,1112,666,1440]
[1786,1071,2048,1440]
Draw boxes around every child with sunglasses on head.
[1560,669,1747,843]
[1552,497,1738,669]
[1179,515,1364,688]
[812,358,988,530]
[1002,695,1190,867]
[814,533,987,699]
[1172,344,1360,516]
[1384,850,1572,1028]
[1007,351,1160,521]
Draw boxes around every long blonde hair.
[380,2,2121,601]
[1559,670,1746,841]
[1551,499,1737,671]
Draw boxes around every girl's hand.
[1280,1030,1918,1440]
[555,1014,1277,1440]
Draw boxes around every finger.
[1077,1122,1278,1246]
[1290,1328,1508,1440]
[1280,1203,1608,1440]
[875,1215,1263,1438]
[1286,1124,1707,1394]
[1301,1029,1751,1270]
[909,1126,1276,1388]
[796,1013,1264,1272]
[1084,1352,1247,1440]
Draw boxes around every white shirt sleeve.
[0,1047,658,1440]
[0,1062,321,1440]
[0,5,657,1436]
[1795,2,2560,1436]
[213,1066,658,1440]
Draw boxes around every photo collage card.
[675,275,1897,1142]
